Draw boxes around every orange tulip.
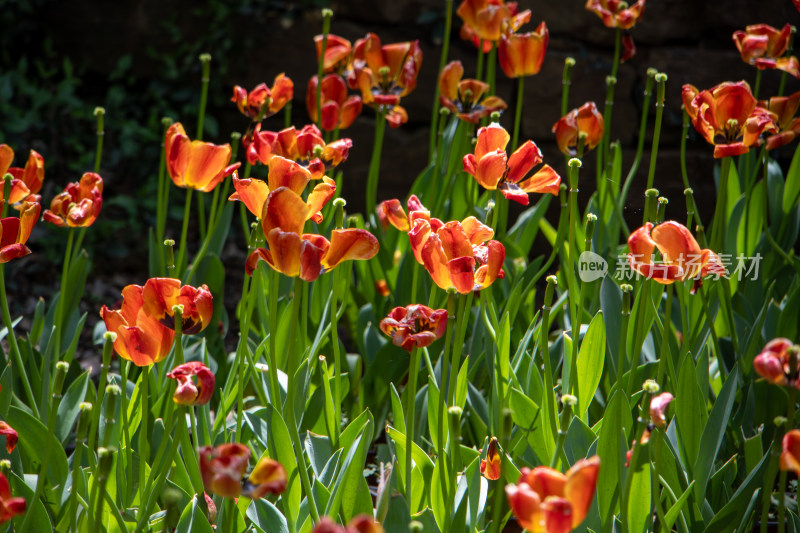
[350,33,422,126]
[414,216,505,294]
[0,200,40,264]
[480,437,502,480]
[439,61,507,124]
[456,0,531,51]
[498,23,549,78]
[0,422,17,454]
[649,392,674,428]
[229,157,336,224]
[781,429,800,475]
[165,122,240,192]
[100,284,175,366]
[733,24,800,78]
[42,172,103,228]
[315,34,353,74]
[753,338,798,387]
[307,74,363,132]
[243,123,352,179]
[199,443,251,498]
[505,456,600,533]
[585,0,645,61]
[167,362,215,406]
[200,443,287,499]
[379,304,448,352]
[140,278,213,335]
[552,102,605,156]
[0,473,25,525]
[0,144,44,204]
[463,122,560,205]
[231,74,294,120]
[760,91,800,150]
[682,80,777,158]
[246,187,378,281]
[243,456,288,499]
[627,221,726,293]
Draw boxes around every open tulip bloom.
[456,0,531,51]
[0,200,40,263]
[140,277,213,335]
[760,91,800,151]
[0,144,44,204]
[165,122,240,192]
[439,61,507,124]
[379,304,448,351]
[552,102,605,156]
[43,172,103,228]
[463,122,560,205]
[314,33,353,74]
[199,443,287,499]
[167,361,216,406]
[306,74,363,132]
[498,23,549,78]
[585,0,645,61]
[231,74,294,120]
[733,23,800,78]
[627,221,726,292]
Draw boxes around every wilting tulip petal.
[165,123,239,192]
[322,229,380,271]
[0,201,40,263]
[0,422,17,454]
[480,437,502,480]
[0,472,26,524]
[167,362,215,406]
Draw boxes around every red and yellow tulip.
[552,102,605,156]
[42,172,103,228]
[199,443,287,499]
[379,304,448,352]
[231,75,294,120]
[140,278,213,335]
[456,0,531,51]
[682,81,777,158]
[0,422,17,454]
[753,338,798,387]
[760,91,800,151]
[627,221,726,292]
[0,200,40,264]
[0,144,44,204]
[480,437,502,480]
[314,34,353,74]
[167,361,216,406]
[439,61,507,124]
[781,429,800,476]
[733,24,800,78]
[165,122,240,192]
[463,122,560,205]
[505,456,600,533]
[306,74,363,132]
[498,23,549,78]
[585,0,646,61]
[0,473,25,525]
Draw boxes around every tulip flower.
[243,123,352,179]
[682,80,777,158]
[0,200,40,264]
[627,221,726,293]
[0,422,17,454]
[312,515,385,533]
[480,437,502,480]
[413,216,505,294]
[585,0,646,61]
[314,34,353,73]
[456,0,531,51]
[649,392,674,428]
[498,23,549,78]
[760,91,800,150]
[438,61,507,124]
[42,172,103,228]
[231,74,294,120]
[167,361,215,406]
[350,33,422,126]
[101,284,175,366]
[140,278,213,335]
[463,122,561,205]
[733,24,800,78]
[307,74,363,132]
[781,429,800,475]
[229,157,336,224]
[246,187,378,281]
[379,304,448,352]
[552,102,605,156]
[0,472,25,525]
[377,195,432,235]
[164,122,240,192]
[199,444,287,499]
[505,456,600,533]
[753,338,798,387]
[0,144,44,204]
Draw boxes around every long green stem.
[561,58,576,117]
[597,29,621,184]
[268,268,282,411]
[0,265,38,416]
[196,54,211,141]
[53,227,75,363]
[566,159,581,396]
[646,73,667,190]
[156,118,173,266]
[540,276,559,448]
[93,107,105,173]
[778,385,797,533]
[365,109,387,220]
[405,346,419,515]
[138,365,151,510]
[429,0,454,160]
[710,156,732,253]
[315,9,332,131]
[175,188,194,276]
[620,69,657,210]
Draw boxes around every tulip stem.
[138,365,152,508]
[179,406,204,495]
[646,73,667,191]
[476,41,485,82]
[597,29,621,186]
[405,346,419,515]
[429,0,454,161]
[561,57,575,117]
[710,156,731,253]
[565,159,581,397]
[366,108,387,222]
[53,227,75,365]
[778,385,796,533]
[236,270,256,441]
[87,334,115,465]
[176,188,194,277]
[315,10,332,132]
[0,265,38,417]
[486,43,497,96]
[268,269,282,412]
[330,266,343,448]
[156,118,173,270]
[93,107,105,174]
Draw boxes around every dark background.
[1,0,798,317]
